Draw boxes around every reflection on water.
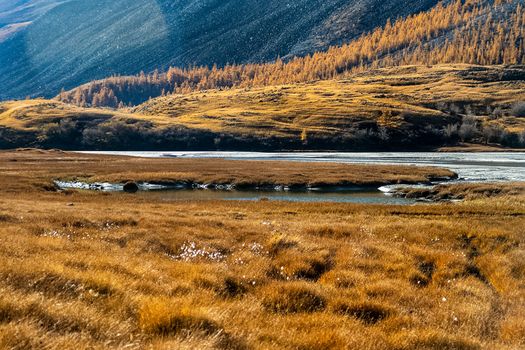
[136,188,416,205]
[55,179,416,204]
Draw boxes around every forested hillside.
[59,0,525,108]
[0,0,437,100]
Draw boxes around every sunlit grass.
[0,150,524,348]
[1,65,524,144]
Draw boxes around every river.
[63,152,525,203]
[81,151,525,183]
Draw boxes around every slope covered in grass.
[2,64,524,150]
[131,64,525,139]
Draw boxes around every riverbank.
[437,143,525,153]
[385,182,525,202]
[0,149,457,193]
[1,149,524,349]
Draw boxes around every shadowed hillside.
[0,0,61,27]
[0,0,64,42]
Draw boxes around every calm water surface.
[136,188,417,205]
[77,151,525,204]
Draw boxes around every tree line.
[57,0,524,108]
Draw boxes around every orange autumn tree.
[58,0,524,108]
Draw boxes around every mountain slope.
[2,65,525,150]
[0,1,65,42]
[0,0,62,26]
[59,0,525,109]
[0,0,438,100]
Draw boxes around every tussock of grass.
[333,300,394,325]
[320,270,363,289]
[306,224,355,238]
[261,282,327,314]
[0,214,16,223]
[500,315,525,346]
[410,272,431,288]
[391,331,482,350]
[268,248,332,281]
[138,298,219,337]
[266,234,299,257]
[216,276,249,299]
[0,299,21,324]
[409,259,437,288]
[3,270,116,302]
[138,298,248,349]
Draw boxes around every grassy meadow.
[0,150,524,349]
[1,64,525,151]
[132,64,525,137]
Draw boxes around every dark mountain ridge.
[0,0,438,100]
[0,0,61,26]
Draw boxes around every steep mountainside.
[0,0,438,100]
[0,0,61,26]
[0,0,63,42]
[59,0,525,108]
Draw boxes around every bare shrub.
[511,102,525,118]
[459,117,479,142]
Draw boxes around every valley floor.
[0,150,524,349]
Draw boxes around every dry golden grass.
[1,65,524,142]
[131,64,525,137]
[438,143,525,152]
[396,182,525,201]
[0,99,122,131]
[0,150,524,349]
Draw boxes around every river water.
[74,151,525,204]
[82,151,525,182]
